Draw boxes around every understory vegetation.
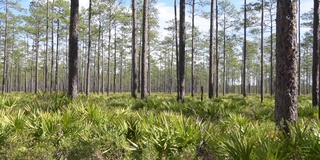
[0,92,319,159]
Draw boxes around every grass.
[0,92,319,159]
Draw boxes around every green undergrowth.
[0,92,319,159]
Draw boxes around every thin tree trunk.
[113,25,117,93]
[102,29,105,94]
[242,0,247,97]
[18,64,21,91]
[170,32,174,94]
[131,0,138,98]
[2,0,8,94]
[93,44,97,92]
[138,40,141,93]
[31,66,33,92]
[261,0,264,102]
[313,0,319,106]
[26,35,29,92]
[45,0,49,92]
[191,0,195,97]
[215,0,219,97]
[141,0,149,99]
[25,69,27,93]
[178,0,186,102]
[120,43,123,93]
[174,0,179,100]
[107,19,111,96]
[147,37,151,95]
[298,0,301,95]
[209,0,214,99]
[35,23,40,94]
[50,0,55,93]
[270,3,273,96]
[65,36,69,92]
[97,20,101,93]
[55,19,60,91]
[86,0,92,96]
[68,0,79,99]
[223,13,226,96]
[148,33,151,94]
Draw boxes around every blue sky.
[155,0,313,38]
[21,0,313,38]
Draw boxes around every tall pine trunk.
[141,0,149,99]
[2,0,8,94]
[260,0,264,102]
[191,0,195,97]
[270,1,273,96]
[215,0,219,97]
[97,20,101,93]
[312,0,319,106]
[55,19,60,91]
[50,0,55,93]
[242,0,247,97]
[85,0,92,96]
[209,0,214,99]
[113,25,117,93]
[178,0,186,102]
[102,29,105,93]
[68,0,79,99]
[223,12,226,96]
[45,0,49,92]
[174,0,179,100]
[107,18,111,96]
[35,23,40,94]
[275,0,298,134]
[298,0,301,95]
[131,0,138,98]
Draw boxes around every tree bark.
[2,0,8,94]
[148,36,151,94]
[131,0,138,98]
[261,0,264,102]
[223,12,226,96]
[45,0,49,92]
[242,0,247,97]
[191,0,195,97]
[178,0,186,102]
[97,20,101,93]
[55,19,60,91]
[85,0,92,96]
[102,29,105,94]
[141,0,149,99]
[298,0,301,95]
[275,0,298,134]
[215,0,219,98]
[68,0,79,99]
[313,0,319,106]
[209,0,214,99]
[174,0,179,100]
[35,23,40,94]
[270,1,274,96]
[107,19,111,96]
[50,0,55,93]
[113,25,117,93]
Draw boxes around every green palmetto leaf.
[2,110,25,133]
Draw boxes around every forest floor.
[0,92,319,159]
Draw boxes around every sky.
[21,0,313,38]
